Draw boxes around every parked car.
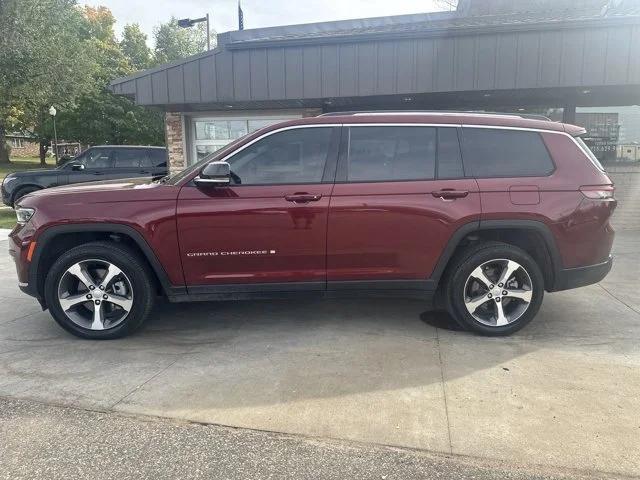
[1,145,168,207]
[9,112,616,339]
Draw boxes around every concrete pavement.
[0,231,638,478]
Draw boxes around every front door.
[66,147,115,184]
[177,126,340,290]
[327,125,481,289]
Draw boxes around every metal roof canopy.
[110,0,640,110]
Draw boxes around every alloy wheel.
[57,259,133,331]
[463,258,533,327]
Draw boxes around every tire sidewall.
[448,244,544,336]
[44,243,152,339]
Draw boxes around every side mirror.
[194,161,231,186]
[70,163,85,171]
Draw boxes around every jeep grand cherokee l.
[8,112,616,339]
[2,145,168,207]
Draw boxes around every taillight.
[579,185,615,200]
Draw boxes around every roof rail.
[318,110,552,121]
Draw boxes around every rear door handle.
[432,189,469,200]
[285,193,322,203]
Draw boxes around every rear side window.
[461,128,554,177]
[347,126,436,181]
[147,149,168,168]
[113,149,143,168]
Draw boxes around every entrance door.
[327,125,481,289]
[177,126,340,290]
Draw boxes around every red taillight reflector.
[579,185,615,200]
[26,241,36,262]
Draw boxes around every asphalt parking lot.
[0,230,639,478]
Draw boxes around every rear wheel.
[445,242,544,336]
[44,242,155,339]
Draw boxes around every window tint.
[437,128,464,179]
[82,149,112,169]
[461,128,554,177]
[347,127,436,181]
[146,149,167,168]
[226,127,333,185]
[113,149,143,168]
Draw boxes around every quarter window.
[226,127,333,185]
[347,127,436,181]
[461,128,554,177]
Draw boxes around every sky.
[82,0,449,45]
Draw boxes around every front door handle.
[285,193,322,204]
[432,189,469,201]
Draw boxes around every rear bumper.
[552,256,613,292]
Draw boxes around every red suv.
[9,112,616,339]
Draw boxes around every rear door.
[111,148,150,180]
[326,125,481,290]
[144,149,168,178]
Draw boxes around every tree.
[0,0,96,164]
[53,9,163,148]
[121,24,152,71]
[153,17,210,64]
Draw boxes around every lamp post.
[48,106,58,165]
[178,14,210,51]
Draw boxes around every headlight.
[15,207,35,225]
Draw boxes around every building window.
[10,137,24,148]
[575,106,640,165]
[190,114,302,165]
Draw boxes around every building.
[6,132,39,158]
[110,0,640,172]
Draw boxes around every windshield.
[575,136,605,172]
[163,134,251,185]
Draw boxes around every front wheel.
[445,242,544,336]
[44,242,155,339]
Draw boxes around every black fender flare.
[29,223,185,301]
[429,219,563,290]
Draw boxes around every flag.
[238,1,244,30]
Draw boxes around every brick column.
[165,112,185,173]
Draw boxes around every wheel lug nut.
[487,293,493,298]
[495,297,501,302]
[498,283,503,288]
[99,285,105,291]
[95,300,101,305]
[503,290,508,296]
[89,285,95,290]
[489,284,494,289]
[103,294,108,299]
[86,294,92,299]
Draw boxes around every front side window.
[226,127,333,185]
[347,126,436,182]
[461,128,554,177]
[82,148,113,169]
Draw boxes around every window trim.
[459,126,557,179]
[180,123,578,187]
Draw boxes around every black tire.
[44,241,155,339]
[12,186,40,206]
[444,241,544,336]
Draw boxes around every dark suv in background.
[2,145,167,207]
[9,112,616,339]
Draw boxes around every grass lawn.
[0,208,16,229]
[1,156,56,180]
